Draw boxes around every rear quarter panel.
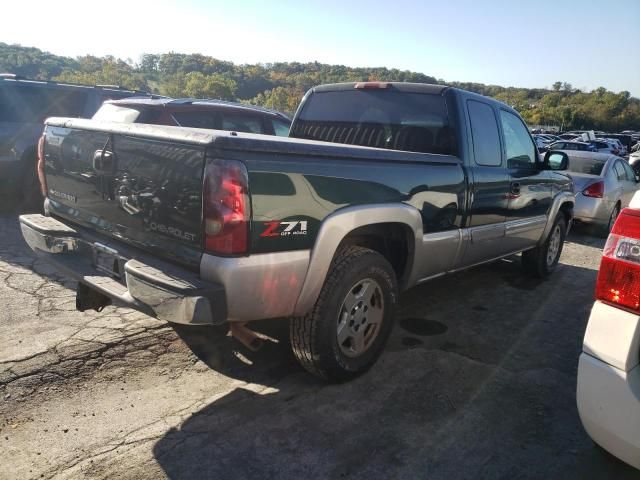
[217,148,466,254]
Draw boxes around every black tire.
[598,203,621,238]
[522,214,567,278]
[290,246,398,382]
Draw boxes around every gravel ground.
[0,215,638,480]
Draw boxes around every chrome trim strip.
[504,216,548,236]
[470,223,505,242]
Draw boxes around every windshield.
[566,156,607,175]
[292,90,454,155]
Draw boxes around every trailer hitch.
[76,282,112,312]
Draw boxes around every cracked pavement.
[0,215,638,479]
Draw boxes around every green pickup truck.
[19,82,575,381]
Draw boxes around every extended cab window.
[499,110,536,168]
[292,90,454,155]
[468,100,501,166]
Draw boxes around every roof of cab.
[311,82,449,95]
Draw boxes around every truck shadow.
[152,258,638,479]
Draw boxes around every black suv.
[0,74,153,210]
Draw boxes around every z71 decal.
[260,221,308,237]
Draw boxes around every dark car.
[92,98,292,136]
[23,81,573,382]
[0,74,153,210]
[548,140,596,152]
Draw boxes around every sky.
[4,0,640,96]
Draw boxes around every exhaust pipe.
[229,323,264,351]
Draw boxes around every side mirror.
[544,151,569,171]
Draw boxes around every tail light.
[595,208,640,313]
[203,159,250,255]
[582,181,604,198]
[36,133,47,196]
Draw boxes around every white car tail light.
[595,208,640,313]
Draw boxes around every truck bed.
[43,118,466,263]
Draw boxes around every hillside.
[1,42,638,130]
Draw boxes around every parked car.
[607,138,627,156]
[533,134,551,151]
[559,133,580,140]
[20,81,574,382]
[598,133,635,154]
[92,98,291,136]
[590,139,619,155]
[563,151,640,233]
[548,140,596,152]
[0,74,153,211]
[630,150,640,175]
[577,190,640,470]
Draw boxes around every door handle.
[510,182,521,195]
[93,150,115,172]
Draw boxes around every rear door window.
[467,100,502,166]
[292,90,454,155]
[621,161,636,181]
[614,161,628,181]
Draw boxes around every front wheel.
[522,214,567,278]
[290,246,397,382]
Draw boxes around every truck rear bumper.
[19,214,227,325]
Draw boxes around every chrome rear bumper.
[19,214,226,325]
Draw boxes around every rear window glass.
[292,90,454,155]
[0,84,87,122]
[92,103,142,123]
[566,156,607,176]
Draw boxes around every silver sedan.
[559,151,640,233]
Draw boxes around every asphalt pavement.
[0,214,638,480]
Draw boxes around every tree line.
[1,42,638,131]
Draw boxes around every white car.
[577,190,640,470]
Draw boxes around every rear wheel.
[522,214,567,278]
[290,246,397,382]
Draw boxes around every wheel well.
[337,223,414,287]
[559,202,574,225]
